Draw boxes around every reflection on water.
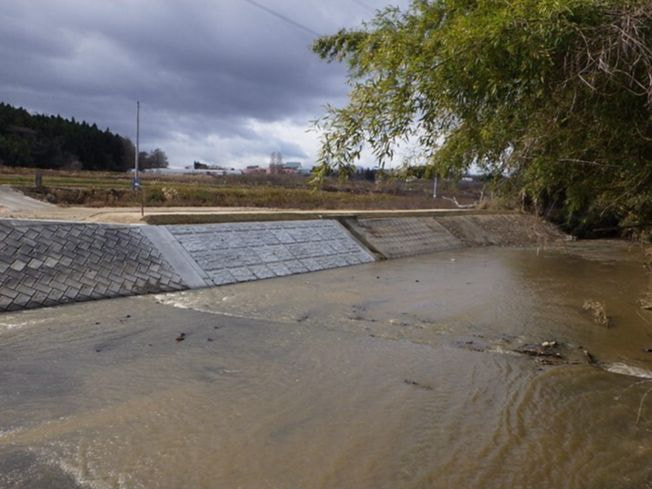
[1,241,651,488]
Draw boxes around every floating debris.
[514,344,564,359]
[175,333,186,342]
[582,348,597,364]
[404,379,433,391]
[605,363,652,379]
[639,293,652,311]
[583,299,610,327]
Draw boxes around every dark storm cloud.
[0,0,401,165]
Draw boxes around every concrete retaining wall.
[342,217,462,259]
[341,214,566,259]
[435,214,567,247]
[0,219,374,312]
[0,214,565,312]
[164,220,374,286]
[0,220,186,312]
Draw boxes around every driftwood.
[441,195,476,209]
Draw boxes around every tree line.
[0,102,168,171]
[313,0,651,237]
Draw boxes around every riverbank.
[0,213,566,312]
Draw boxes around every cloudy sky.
[1,0,407,169]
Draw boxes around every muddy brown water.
[1,241,651,488]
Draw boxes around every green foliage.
[0,102,135,171]
[313,0,652,235]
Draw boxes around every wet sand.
[1,242,651,488]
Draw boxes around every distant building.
[243,165,266,175]
[184,161,240,175]
[284,161,302,172]
[268,161,302,175]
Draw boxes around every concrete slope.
[435,214,567,247]
[0,214,565,313]
[0,218,375,312]
[166,220,374,286]
[0,220,187,312]
[0,185,56,212]
[340,214,566,260]
[342,217,463,259]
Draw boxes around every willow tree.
[313,0,652,235]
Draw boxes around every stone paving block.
[0,218,377,312]
[271,229,296,243]
[267,261,291,277]
[208,270,237,286]
[166,220,374,286]
[249,264,275,279]
[299,258,322,272]
[229,267,257,282]
[284,260,309,274]
[0,296,12,310]
[0,220,187,312]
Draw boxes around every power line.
[242,0,321,38]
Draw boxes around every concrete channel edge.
[0,214,565,312]
[0,218,377,312]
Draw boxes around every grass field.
[0,166,483,210]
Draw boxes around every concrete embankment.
[342,213,566,259]
[0,219,373,312]
[0,220,187,312]
[0,213,565,312]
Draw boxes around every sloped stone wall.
[0,214,565,312]
[0,221,186,311]
[166,220,374,286]
[342,217,463,259]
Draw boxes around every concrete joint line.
[140,226,210,288]
[332,219,376,262]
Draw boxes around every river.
[1,241,651,488]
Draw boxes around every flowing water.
[1,241,651,488]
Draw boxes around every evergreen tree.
[0,102,148,172]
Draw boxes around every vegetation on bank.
[312,0,652,238]
[1,167,481,210]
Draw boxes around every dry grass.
[1,165,487,210]
[23,184,446,210]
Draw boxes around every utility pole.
[134,100,140,189]
[433,174,438,199]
